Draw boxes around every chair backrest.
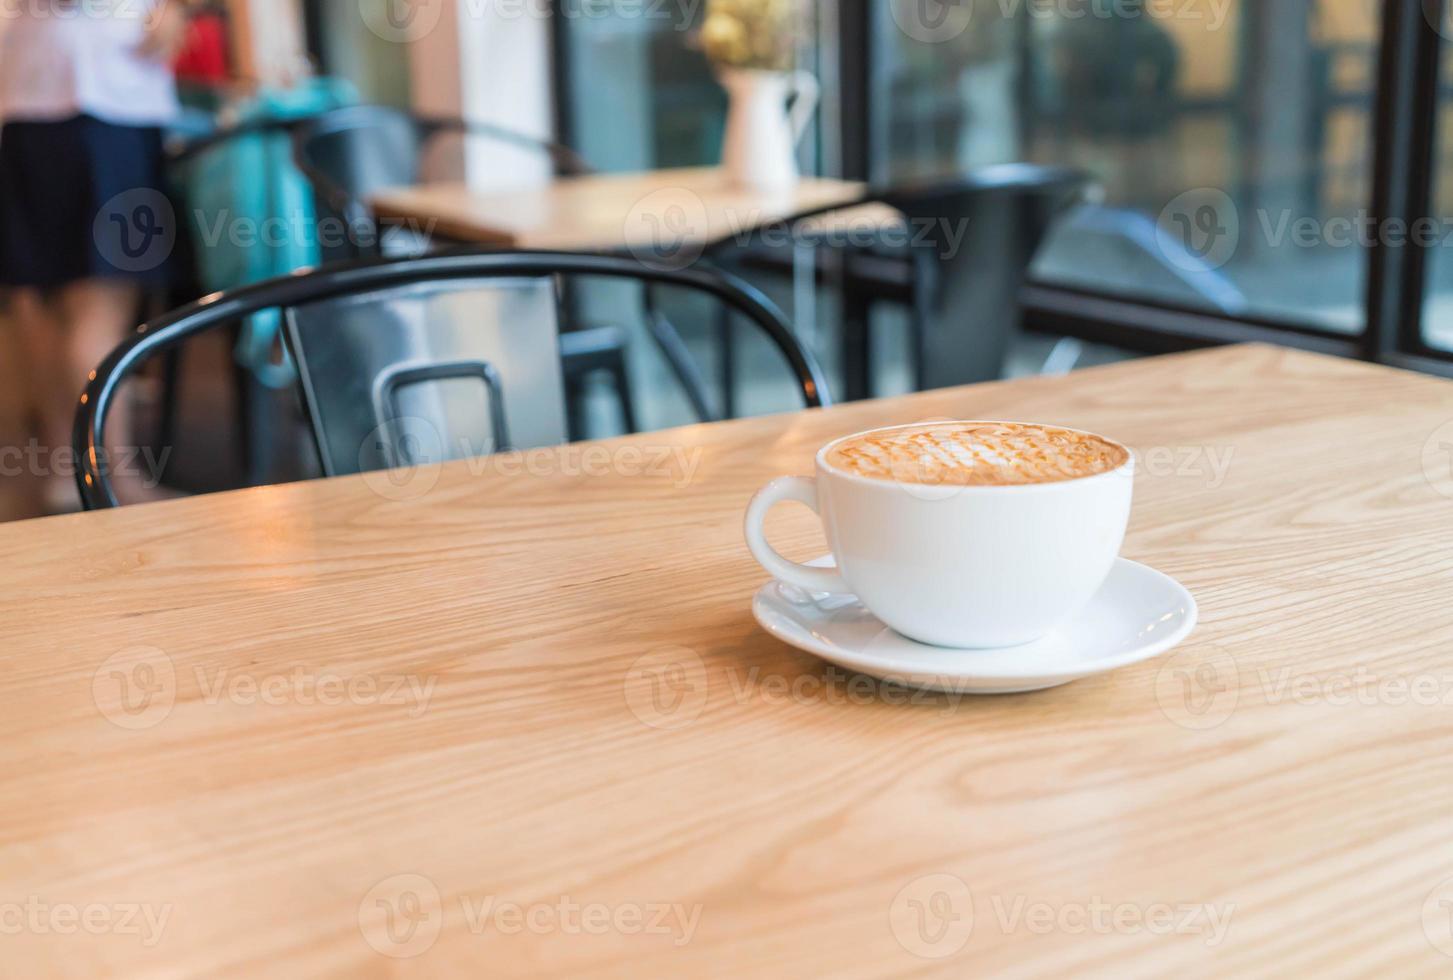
[74,250,830,509]
[285,276,568,476]
[291,105,423,259]
[705,163,1086,389]
[875,164,1086,387]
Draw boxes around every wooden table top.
[369,166,898,252]
[7,344,1453,975]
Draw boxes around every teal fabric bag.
[173,79,357,388]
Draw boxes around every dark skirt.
[0,114,176,288]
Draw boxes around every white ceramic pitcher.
[719,68,820,193]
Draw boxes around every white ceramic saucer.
[752,556,1197,694]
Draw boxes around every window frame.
[549,0,1453,367]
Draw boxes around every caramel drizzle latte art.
[825,422,1130,487]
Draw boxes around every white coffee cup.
[744,422,1135,648]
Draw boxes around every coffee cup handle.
[745,476,852,594]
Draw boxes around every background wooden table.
[369,166,897,252]
[6,345,1453,975]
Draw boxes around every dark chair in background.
[292,104,632,438]
[867,164,1087,393]
[705,164,1088,411]
[74,250,829,510]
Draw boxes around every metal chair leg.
[641,286,718,423]
[715,305,736,419]
[156,348,181,481]
[608,351,638,434]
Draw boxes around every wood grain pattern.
[369,167,898,250]
[5,345,1453,976]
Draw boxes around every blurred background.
[3,0,1450,518]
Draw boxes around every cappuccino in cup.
[745,421,1134,648]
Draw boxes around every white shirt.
[0,0,179,126]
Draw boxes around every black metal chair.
[705,164,1088,407]
[73,249,830,510]
[292,104,633,437]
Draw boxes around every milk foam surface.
[824,422,1129,486]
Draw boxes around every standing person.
[0,0,192,510]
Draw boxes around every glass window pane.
[874,0,1380,333]
[559,4,835,173]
